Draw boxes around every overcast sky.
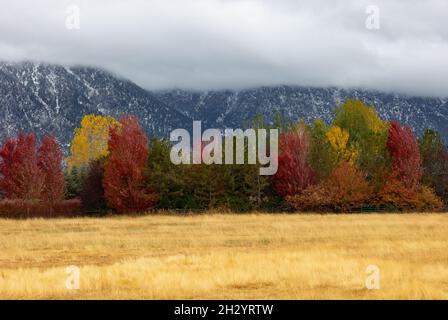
[1,0,447,97]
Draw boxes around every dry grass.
[0,212,447,299]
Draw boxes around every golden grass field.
[0,213,447,299]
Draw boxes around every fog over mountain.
[0,62,446,153]
[1,2,447,148]
[1,1,448,97]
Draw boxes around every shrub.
[373,178,443,211]
[0,199,81,218]
[373,177,420,210]
[418,186,444,211]
[287,162,372,212]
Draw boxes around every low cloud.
[1,0,448,97]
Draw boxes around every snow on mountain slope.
[155,86,448,142]
[0,62,189,151]
[0,62,446,154]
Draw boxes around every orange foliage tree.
[373,178,442,211]
[287,162,372,212]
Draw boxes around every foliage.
[287,162,372,211]
[64,166,88,199]
[334,99,387,140]
[373,177,442,211]
[333,99,389,185]
[272,111,292,134]
[419,129,448,204]
[148,132,271,211]
[307,119,335,180]
[0,133,44,201]
[103,115,158,213]
[0,100,445,215]
[326,126,358,164]
[418,186,444,210]
[274,123,315,197]
[38,135,65,205]
[386,121,422,190]
[67,114,118,169]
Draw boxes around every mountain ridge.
[0,62,447,152]
[154,86,448,141]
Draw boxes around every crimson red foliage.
[103,115,158,213]
[0,133,44,200]
[274,127,315,197]
[38,135,65,204]
[386,121,422,189]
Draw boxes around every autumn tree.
[103,115,158,213]
[67,114,118,169]
[334,100,387,142]
[0,133,44,201]
[326,125,358,164]
[274,123,314,197]
[386,121,422,190]
[287,162,372,212]
[308,119,335,181]
[333,100,389,186]
[38,135,65,205]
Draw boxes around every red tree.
[274,125,315,197]
[103,115,158,213]
[386,121,422,189]
[0,133,44,200]
[38,135,65,204]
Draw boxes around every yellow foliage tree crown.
[67,114,118,169]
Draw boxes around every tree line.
[0,100,446,216]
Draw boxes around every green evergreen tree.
[308,119,335,181]
[64,165,87,199]
[419,129,448,203]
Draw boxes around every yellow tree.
[67,114,118,169]
[332,100,389,186]
[326,126,358,164]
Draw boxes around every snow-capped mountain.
[0,62,189,151]
[155,86,448,142]
[0,62,447,153]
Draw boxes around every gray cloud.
[1,0,448,97]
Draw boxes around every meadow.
[0,213,447,299]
